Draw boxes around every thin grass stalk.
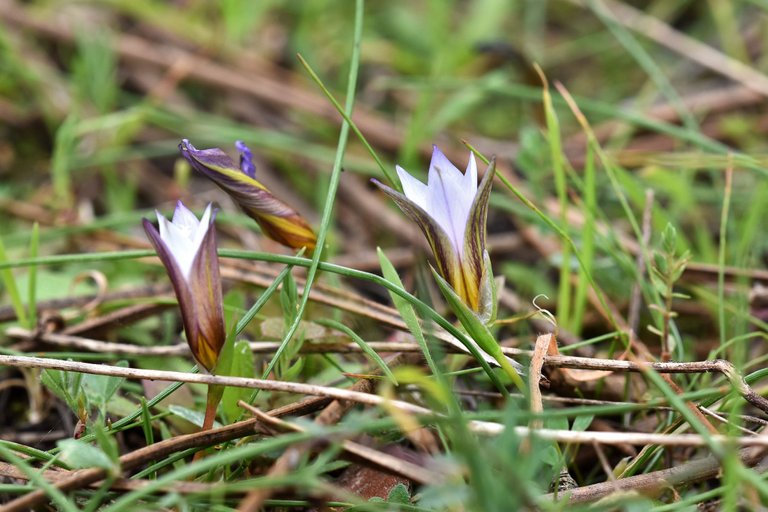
[571,145,596,334]
[718,166,734,350]
[259,0,364,384]
[535,66,573,331]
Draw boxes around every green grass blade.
[235,256,299,336]
[0,442,80,512]
[571,145,596,334]
[260,0,364,382]
[537,67,572,330]
[430,266,523,393]
[0,236,29,328]
[377,248,441,378]
[26,223,39,329]
[317,318,397,385]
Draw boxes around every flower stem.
[194,384,224,461]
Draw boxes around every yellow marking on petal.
[195,334,219,372]
[259,214,317,250]
[458,263,481,312]
[189,157,270,192]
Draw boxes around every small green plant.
[649,224,690,361]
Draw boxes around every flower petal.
[171,201,202,231]
[372,178,466,301]
[235,140,257,178]
[464,151,478,195]
[460,157,496,312]
[426,146,475,254]
[155,208,197,281]
[395,164,428,212]
[143,211,225,373]
[180,140,317,251]
[143,217,200,361]
[186,209,226,372]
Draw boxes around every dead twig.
[544,445,768,504]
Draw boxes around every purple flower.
[143,202,225,372]
[179,139,317,251]
[373,146,495,316]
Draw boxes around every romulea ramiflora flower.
[180,139,317,251]
[143,202,225,373]
[373,145,496,320]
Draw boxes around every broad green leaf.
[58,439,117,474]
[221,340,256,423]
[41,369,83,413]
[168,405,220,429]
[386,483,411,504]
[81,361,127,414]
[572,414,594,432]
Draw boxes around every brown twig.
[544,445,768,504]
[0,284,171,323]
[3,353,768,429]
[4,341,768,413]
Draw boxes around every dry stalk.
[2,354,768,447]
[543,445,768,504]
[5,333,768,413]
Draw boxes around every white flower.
[372,145,495,315]
[396,146,478,255]
[156,202,213,281]
[143,201,225,372]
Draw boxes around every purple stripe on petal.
[187,212,226,371]
[143,218,201,365]
[372,178,465,301]
[179,140,241,175]
[143,211,225,373]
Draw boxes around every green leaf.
[0,235,28,328]
[386,482,411,504]
[571,414,594,432]
[214,322,238,378]
[661,223,678,254]
[168,405,219,429]
[281,357,305,382]
[376,248,437,376]
[235,258,300,336]
[41,369,83,414]
[221,340,256,423]
[377,246,509,395]
[139,398,155,447]
[430,266,526,392]
[27,222,39,328]
[93,423,119,463]
[544,415,569,431]
[280,269,298,326]
[58,439,118,473]
[81,361,127,415]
